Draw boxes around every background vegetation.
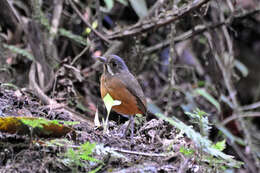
[0,0,260,172]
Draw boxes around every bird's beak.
[95,56,107,63]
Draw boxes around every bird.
[97,55,147,141]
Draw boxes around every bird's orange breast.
[100,74,145,115]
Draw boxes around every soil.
[0,86,207,173]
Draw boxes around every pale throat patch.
[107,64,114,76]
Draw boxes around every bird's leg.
[130,115,134,142]
[123,116,132,137]
[119,115,135,141]
[118,115,130,138]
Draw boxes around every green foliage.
[88,165,103,173]
[62,142,101,171]
[101,0,147,18]
[185,108,211,137]
[179,146,195,156]
[194,88,220,112]
[135,114,145,126]
[46,139,73,147]
[212,140,226,151]
[198,36,207,45]
[59,28,88,46]
[116,0,128,6]
[21,118,77,128]
[103,93,121,133]
[21,118,59,128]
[215,124,245,146]
[101,0,128,12]
[83,20,98,35]
[155,113,243,168]
[32,0,50,30]
[3,44,34,61]
[234,60,249,77]
[129,0,148,19]
[1,83,19,90]
[58,120,80,126]
[104,0,114,11]
[80,142,100,162]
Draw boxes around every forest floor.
[0,86,233,173]
[0,0,260,172]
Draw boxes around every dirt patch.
[0,86,210,173]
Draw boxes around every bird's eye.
[111,61,117,67]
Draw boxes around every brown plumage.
[98,55,147,140]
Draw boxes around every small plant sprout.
[103,93,121,133]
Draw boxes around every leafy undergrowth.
[0,87,242,172]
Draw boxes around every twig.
[165,23,177,116]
[178,155,190,173]
[111,147,174,157]
[95,0,103,31]
[49,0,63,42]
[226,0,234,12]
[29,62,55,105]
[217,1,259,171]
[71,45,90,65]
[240,101,260,111]
[29,62,94,126]
[200,2,258,171]
[233,8,260,20]
[69,0,111,44]
[107,0,211,39]
[143,22,225,54]
[226,140,258,173]
[138,0,165,23]
[221,112,260,125]
[143,8,260,55]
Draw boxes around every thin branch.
[233,8,260,20]
[138,0,165,23]
[111,147,175,157]
[221,112,260,125]
[165,23,177,116]
[69,0,111,44]
[71,45,90,65]
[49,0,63,41]
[143,22,225,54]
[107,0,211,39]
[240,101,260,111]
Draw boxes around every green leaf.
[195,88,220,112]
[129,0,148,19]
[185,109,211,137]
[60,120,80,126]
[59,28,88,46]
[88,165,103,173]
[1,83,19,90]
[104,0,114,11]
[180,146,195,156]
[92,20,98,29]
[116,0,128,6]
[85,27,92,34]
[103,93,121,133]
[103,93,121,116]
[234,60,249,77]
[212,140,226,151]
[21,118,56,129]
[215,124,245,146]
[3,44,34,61]
[155,113,244,168]
[62,142,101,168]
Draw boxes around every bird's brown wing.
[119,72,147,115]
